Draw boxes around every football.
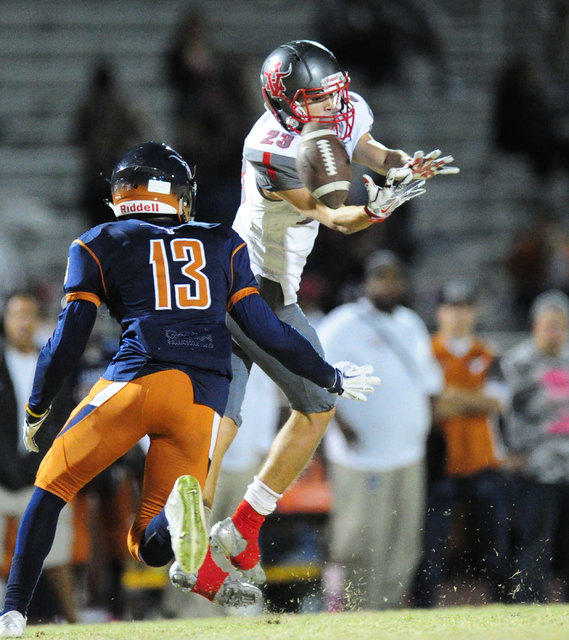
[296,122,351,208]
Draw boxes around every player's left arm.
[352,132,411,176]
[353,132,460,180]
[272,132,426,232]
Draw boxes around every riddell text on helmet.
[118,201,177,216]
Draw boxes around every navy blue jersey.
[29,219,336,416]
[60,219,257,412]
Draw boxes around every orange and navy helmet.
[109,142,197,223]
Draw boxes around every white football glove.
[328,361,381,402]
[364,169,426,222]
[407,149,460,179]
[23,403,51,453]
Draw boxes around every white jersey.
[233,93,374,305]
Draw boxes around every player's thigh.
[131,370,220,533]
[223,341,252,427]
[36,379,150,502]
[227,304,335,415]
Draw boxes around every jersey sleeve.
[244,145,304,192]
[28,300,98,413]
[226,237,260,311]
[349,92,374,142]
[63,238,107,307]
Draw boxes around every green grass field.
[24,605,569,640]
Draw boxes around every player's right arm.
[274,187,373,234]
[27,238,104,415]
[274,170,425,233]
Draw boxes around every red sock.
[191,548,228,601]
[230,500,265,569]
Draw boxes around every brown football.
[295,122,352,208]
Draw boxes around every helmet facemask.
[286,72,354,140]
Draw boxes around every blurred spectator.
[492,55,569,180]
[314,0,451,91]
[506,212,569,327]
[544,1,569,89]
[413,279,511,608]
[0,292,77,623]
[72,60,150,228]
[501,290,569,602]
[308,195,418,312]
[165,9,255,225]
[318,250,443,610]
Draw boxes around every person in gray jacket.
[501,289,569,602]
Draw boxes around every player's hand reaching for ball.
[363,169,426,222]
[407,149,460,179]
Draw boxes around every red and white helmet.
[260,40,355,141]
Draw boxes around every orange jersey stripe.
[229,242,247,293]
[227,287,259,312]
[66,291,101,307]
[72,239,109,299]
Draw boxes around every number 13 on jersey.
[149,238,211,310]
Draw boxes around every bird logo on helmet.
[108,142,197,223]
[260,40,355,141]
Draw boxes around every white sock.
[243,475,283,516]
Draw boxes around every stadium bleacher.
[0,0,562,332]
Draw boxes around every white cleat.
[0,611,26,638]
[169,560,262,608]
[169,560,197,592]
[164,475,208,574]
[210,516,266,585]
[213,576,262,608]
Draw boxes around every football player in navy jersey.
[206,40,460,587]
[0,142,378,638]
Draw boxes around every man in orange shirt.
[413,280,511,607]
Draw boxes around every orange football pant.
[35,370,220,562]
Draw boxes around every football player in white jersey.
[194,40,459,587]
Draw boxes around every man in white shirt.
[318,251,444,609]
